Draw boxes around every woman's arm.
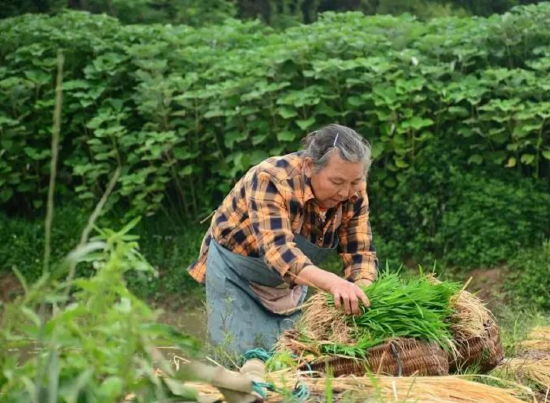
[248,172,369,314]
[338,191,378,284]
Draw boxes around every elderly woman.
[188,124,378,355]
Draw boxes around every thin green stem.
[43,51,64,276]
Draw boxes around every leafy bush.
[373,142,550,268]
[0,205,203,296]
[439,173,550,267]
[1,5,550,276]
[506,241,550,310]
[0,205,89,281]
[1,6,550,219]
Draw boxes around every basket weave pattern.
[301,338,449,377]
[450,320,504,373]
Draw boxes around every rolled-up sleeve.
[338,194,378,283]
[248,172,313,285]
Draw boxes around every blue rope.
[241,348,272,364]
[241,348,311,403]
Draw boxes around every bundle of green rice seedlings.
[322,272,460,356]
[278,271,460,360]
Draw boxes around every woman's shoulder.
[254,151,304,183]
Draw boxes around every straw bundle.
[518,339,550,352]
[274,294,352,356]
[527,326,550,341]
[296,293,354,344]
[429,276,503,373]
[188,375,531,403]
[499,357,550,394]
[449,286,493,341]
[518,326,550,352]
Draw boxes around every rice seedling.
[319,271,461,355]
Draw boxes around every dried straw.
[297,293,353,344]
[502,357,550,392]
[518,327,550,352]
[274,292,353,355]
[518,339,550,352]
[449,288,493,341]
[527,327,550,341]
[428,275,492,341]
[188,374,532,403]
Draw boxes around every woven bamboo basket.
[300,338,449,377]
[450,320,504,373]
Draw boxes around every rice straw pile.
[188,374,533,403]
[296,292,354,344]
[518,327,550,352]
[498,357,550,395]
[448,282,493,341]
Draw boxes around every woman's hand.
[328,278,370,315]
[294,266,370,315]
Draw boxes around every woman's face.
[305,152,365,209]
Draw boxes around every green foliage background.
[1,0,543,26]
[1,4,550,304]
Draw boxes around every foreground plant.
[0,219,201,403]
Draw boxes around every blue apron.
[205,232,338,356]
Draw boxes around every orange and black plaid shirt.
[187,151,378,285]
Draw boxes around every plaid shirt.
[188,151,378,285]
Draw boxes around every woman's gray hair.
[301,124,372,175]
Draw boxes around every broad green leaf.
[24,69,50,85]
[520,153,535,165]
[277,106,298,119]
[542,150,550,161]
[296,117,315,131]
[468,155,483,165]
[0,188,13,202]
[252,134,268,146]
[277,131,296,142]
[401,117,434,131]
[394,158,409,169]
[371,142,384,159]
[347,96,363,107]
[181,165,193,176]
[250,150,269,165]
[506,157,517,168]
